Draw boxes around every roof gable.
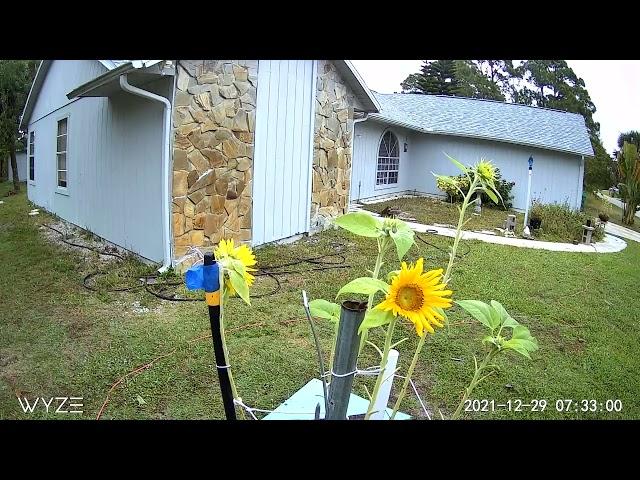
[371,93,594,157]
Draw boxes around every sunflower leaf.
[444,153,469,174]
[333,212,382,238]
[336,277,389,300]
[483,185,499,205]
[502,325,538,359]
[227,269,250,305]
[490,300,519,328]
[308,299,340,323]
[389,225,415,260]
[455,300,494,332]
[358,308,394,334]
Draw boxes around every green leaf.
[389,226,415,260]
[455,300,494,331]
[228,269,251,305]
[333,212,382,238]
[489,300,519,328]
[336,277,389,299]
[444,153,469,174]
[502,325,538,359]
[484,185,499,204]
[308,299,340,323]
[358,308,394,334]
[487,305,502,330]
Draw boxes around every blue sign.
[528,156,534,170]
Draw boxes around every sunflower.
[375,258,453,336]
[214,238,257,296]
[475,159,496,182]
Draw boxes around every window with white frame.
[376,130,400,186]
[28,131,35,182]
[56,118,67,188]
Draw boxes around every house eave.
[332,60,380,113]
[67,61,175,99]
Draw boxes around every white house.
[352,93,593,210]
[20,60,592,269]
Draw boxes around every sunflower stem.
[359,236,389,354]
[444,175,480,285]
[365,316,397,419]
[390,332,427,419]
[451,347,496,420]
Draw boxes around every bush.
[529,200,604,243]
[436,167,515,210]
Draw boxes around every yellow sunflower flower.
[475,159,496,182]
[214,238,257,296]
[375,258,453,337]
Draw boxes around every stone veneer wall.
[171,60,257,258]
[310,60,359,231]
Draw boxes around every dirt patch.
[39,219,129,265]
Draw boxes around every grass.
[585,191,640,234]
[360,195,526,235]
[1,182,639,420]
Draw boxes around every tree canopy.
[0,60,39,189]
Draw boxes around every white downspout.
[350,112,369,204]
[119,74,173,272]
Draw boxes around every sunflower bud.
[475,160,497,183]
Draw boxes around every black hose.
[48,221,468,301]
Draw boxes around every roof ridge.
[374,91,584,117]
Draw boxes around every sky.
[350,60,640,156]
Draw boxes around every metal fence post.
[326,300,367,420]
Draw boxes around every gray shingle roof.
[371,93,594,157]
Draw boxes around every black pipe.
[204,252,237,420]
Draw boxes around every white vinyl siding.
[26,60,170,262]
[252,60,316,246]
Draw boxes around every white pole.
[523,167,533,226]
[370,349,399,420]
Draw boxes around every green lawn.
[1,183,639,420]
[360,195,526,235]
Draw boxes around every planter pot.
[529,218,542,230]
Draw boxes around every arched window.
[376,130,400,186]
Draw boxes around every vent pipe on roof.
[119,74,173,272]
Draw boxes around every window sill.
[55,187,69,197]
[374,183,400,191]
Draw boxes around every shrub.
[436,167,515,210]
[529,200,604,243]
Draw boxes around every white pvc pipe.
[370,349,399,420]
[523,169,533,227]
[119,74,172,272]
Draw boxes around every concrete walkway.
[350,206,627,254]
[604,221,640,243]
